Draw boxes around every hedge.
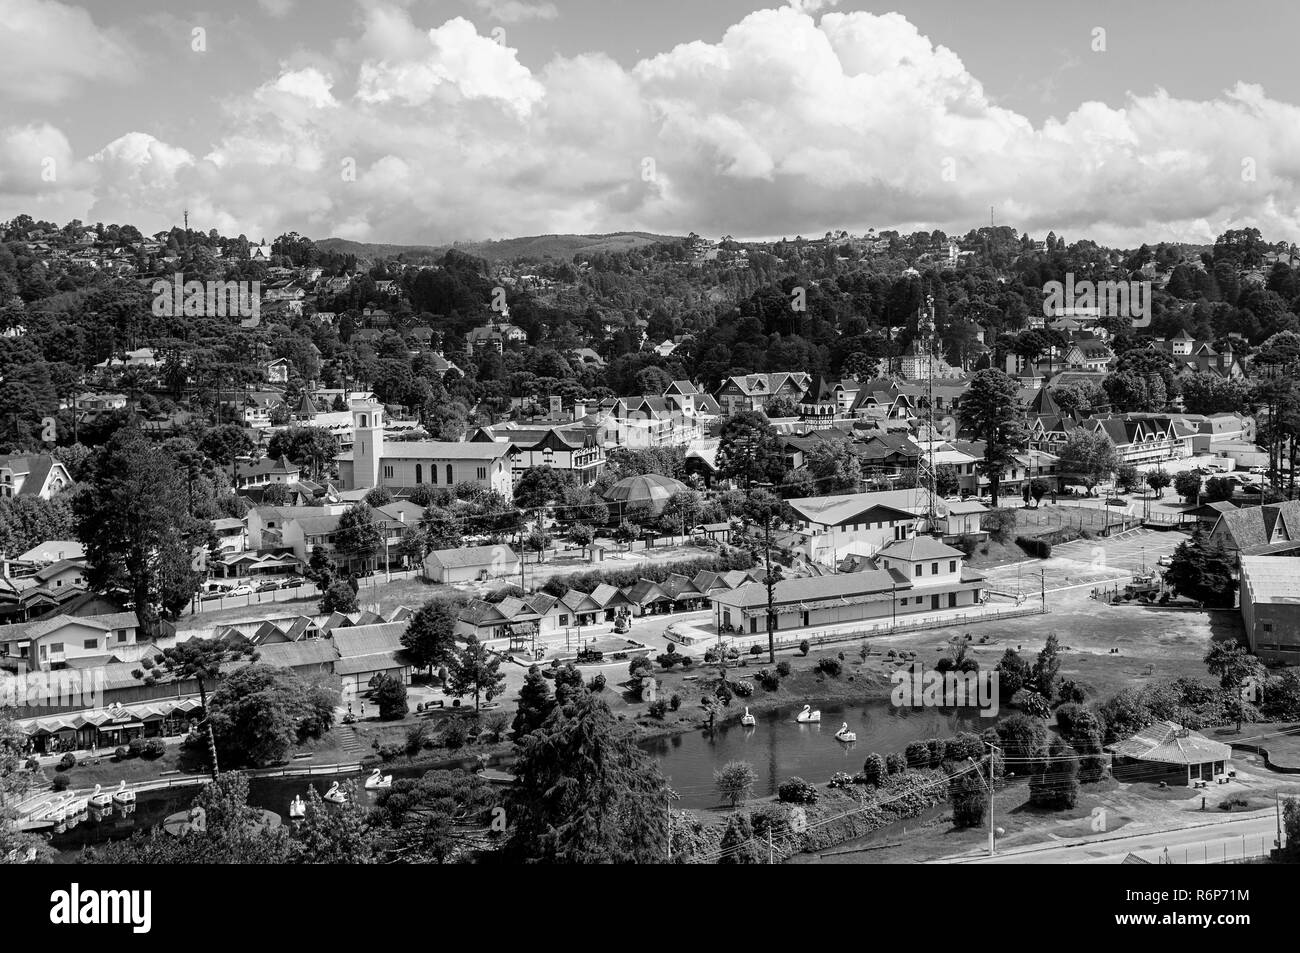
[1015,535,1052,559]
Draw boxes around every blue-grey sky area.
[3,0,1298,245]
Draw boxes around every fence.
[1158,834,1279,864]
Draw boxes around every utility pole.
[1040,569,1046,607]
[764,517,777,664]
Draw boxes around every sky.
[3,0,1300,247]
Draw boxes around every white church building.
[335,400,516,496]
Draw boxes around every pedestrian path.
[335,725,364,755]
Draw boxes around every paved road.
[941,810,1280,865]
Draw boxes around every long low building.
[712,537,984,636]
[1238,555,1300,664]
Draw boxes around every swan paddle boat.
[740,707,756,727]
[364,768,393,791]
[323,781,347,804]
[834,722,857,743]
[796,704,821,723]
[89,784,114,810]
[289,795,306,820]
[111,780,135,806]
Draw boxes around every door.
[931,594,940,610]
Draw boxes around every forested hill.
[318,232,679,265]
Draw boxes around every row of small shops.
[13,698,203,755]
[456,569,760,643]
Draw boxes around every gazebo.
[1107,721,1232,787]
[603,473,688,518]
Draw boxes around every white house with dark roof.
[0,454,74,500]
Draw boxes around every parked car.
[256,580,280,593]
[226,585,253,597]
[1105,498,1127,507]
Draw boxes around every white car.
[225,585,253,597]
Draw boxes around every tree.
[1,708,53,863]
[995,648,1031,698]
[319,578,359,614]
[507,692,670,863]
[371,673,409,720]
[333,504,382,571]
[1055,703,1107,783]
[935,464,961,498]
[1115,462,1140,493]
[1204,639,1263,692]
[418,505,463,551]
[714,760,757,809]
[138,636,256,777]
[718,410,784,488]
[512,664,554,738]
[960,370,1028,507]
[401,598,463,674]
[717,812,762,864]
[1028,477,1050,506]
[949,763,988,828]
[73,427,210,633]
[1032,633,1063,699]
[1028,738,1079,809]
[1146,469,1171,498]
[289,785,374,864]
[514,465,570,509]
[1173,470,1203,503]
[1057,429,1119,495]
[446,636,507,711]
[1165,530,1238,607]
[363,486,393,508]
[370,769,498,863]
[266,426,338,481]
[569,523,596,548]
[1204,476,1236,503]
[208,664,335,767]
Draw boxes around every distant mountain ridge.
[317,231,681,264]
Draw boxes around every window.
[446,464,453,485]
[559,615,569,626]
[914,565,922,577]
[931,562,939,574]
[477,467,487,480]
[383,465,394,479]
[1264,623,1274,634]
[117,629,129,643]
[415,464,422,484]
[83,638,98,650]
[949,560,957,573]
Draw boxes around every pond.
[46,756,488,862]
[641,698,1007,810]
[49,698,1006,857]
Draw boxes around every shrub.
[885,753,906,775]
[828,771,854,790]
[927,738,947,767]
[57,753,75,771]
[749,645,761,656]
[51,775,70,792]
[798,640,811,656]
[1016,535,1052,559]
[756,668,780,691]
[24,757,39,772]
[776,661,791,677]
[817,657,843,677]
[405,722,434,754]
[628,657,653,679]
[648,699,668,720]
[777,776,819,804]
[732,679,754,698]
[669,692,682,711]
[440,717,471,750]
[360,754,382,770]
[142,737,166,759]
[984,508,1018,543]
[656,653,680,670]
[378,743,403,761]
[861,753,887,785]
[904,741,930,769]
[679,655,693,669]
[127,737,146,758]
[113,747,128,761]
